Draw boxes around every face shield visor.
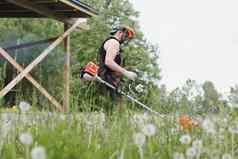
[120,28,135,44]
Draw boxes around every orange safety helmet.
[110,25,135,39]
[122,26,135,39]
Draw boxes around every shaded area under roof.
[0,0,98,18]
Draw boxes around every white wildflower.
[19,101,30,113]
[59,114,66,121]
[179,134,191,145]
[133,132,146,147]
[222,153,232,159]
[31,146,46,159]
[171,128,178,135]
[48,112,53,117]
[208,150,220,159]
[186,147,197,158]
[0,120,13,139]
[173,152,185,159]
[202,118,216,134]
[142,123,156,137]
[1,113,11,121]
[132,114,146,125]
[19,132,33,145]
[223,118,228,123]
[192,139,203,149]
[228,125,238,134]
[97,112,106,129]
[85,120,93,131]
[135,84,144,93]
[191,139,203,156]
[98,112,106,123]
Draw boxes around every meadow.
[0,102,238,159]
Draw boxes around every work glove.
[123,70,137,80]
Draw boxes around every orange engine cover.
[84,61,99,76]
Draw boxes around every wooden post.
[63,23,70,112]
[0,19,84,101]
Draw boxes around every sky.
[130,0,238,93]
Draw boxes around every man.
[97,25,137,111]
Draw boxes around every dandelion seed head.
[179,134,191,145]
[59,114,66,121]
[202,118,216,134]
[133,132,145,147]
[31,146,46,159]
[192,139,203,149]
[19,101,30,113]
[222,153,232,159]
[173,152,185,159]
[186,147,197,158]
[228,125,238,134]
[132,114,146,125]
[142,123,156,137]
[19,132,33,145]
[223,118,228,123]
[208,150,220,159]
[0,120,13,138]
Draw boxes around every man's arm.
[104,39,126,75]
[104,39,137,80]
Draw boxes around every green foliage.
[0,62,6,106]
[202,81,221,108]
[229,85,238,104]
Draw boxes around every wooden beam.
[0,13,43,18]
[0,13,88,18]
[0,0,58,5]
[0,18,84,99]
[0,9,75,13]
[5,0,90,30]
[0,4,74,13]
[0,12,88,18]
[0,48,63,112]
[59,0,97,17]
[5,0,66,21]
[63,23,70,112]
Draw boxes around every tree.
[202,81,221,112]
[229,85,238,104]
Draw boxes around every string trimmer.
[80,61,163,117]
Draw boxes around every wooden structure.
[0,0,97,112]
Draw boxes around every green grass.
[0,108,238,159]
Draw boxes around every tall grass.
[0,107,238,159]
